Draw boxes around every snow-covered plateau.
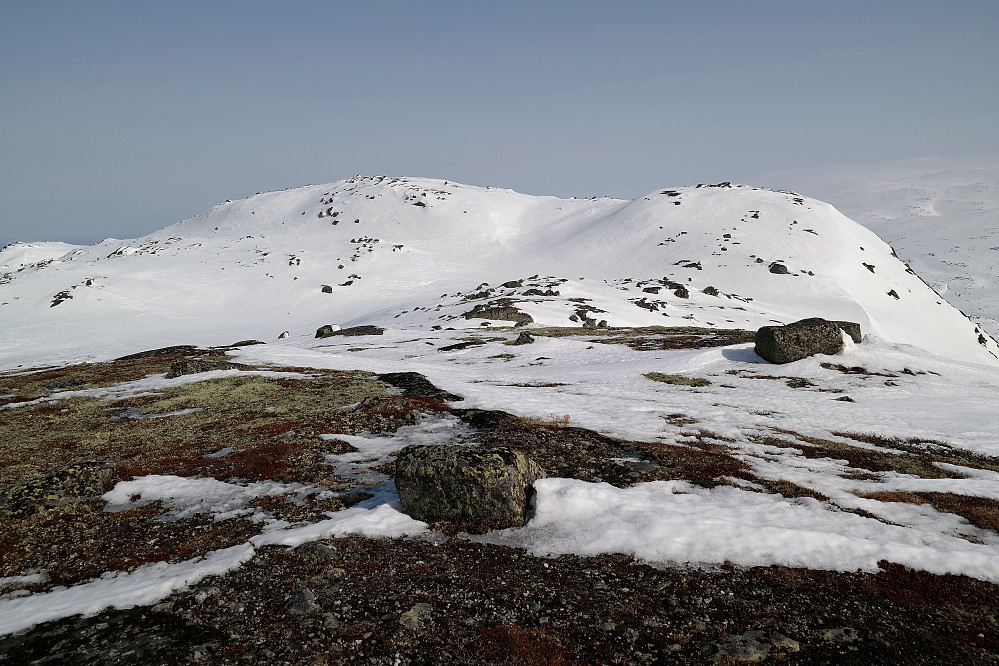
[1,175,998,662]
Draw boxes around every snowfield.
[2,175,998,643]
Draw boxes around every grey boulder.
[755,317,862,364]
[394,445,545,531]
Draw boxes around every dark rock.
[315,325,385,338]
[510,332,535,345]
[377,372,463,401]
[501,280,523,289]
[165,357,249,378]
[114,345,199,361]
[0,460,115,519]
[284,588,320,615]
[438,341,485,352]
[228,340,265,347]
[278,331,290,339]
[755,318,862,364]
[835,321,863,344]
[673,286,690,299]
[321,285,333,293]
[394,445,545,531]
[703,286,719,296]
[462,301,534,327]
[44,377,91,391]
[642,286,661,294]
[769,262,789,274]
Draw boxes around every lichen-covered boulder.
[0,460,115,519]
[165,357,249,378]
[394,445,545,531]
[755,318,862,364]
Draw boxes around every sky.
[2,0,997,248]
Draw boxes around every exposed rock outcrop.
[315,325,385,338]
[462,300,534,327]
[165,357,250,378]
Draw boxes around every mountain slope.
[758,159,999,341]
[1,176,996,367]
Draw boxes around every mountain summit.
[1,175,996,367]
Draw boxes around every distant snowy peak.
[0,176,996,368]
[0,241,82,272]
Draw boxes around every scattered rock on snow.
[377,371,463,401]
[228,340,265,347]
[394,445,545,531]
[462,301,534,327]
[315,324,384,338]
[769,262,790,274]
[510,332,535,345]
[754,318,862,364]
[114,345,199,361]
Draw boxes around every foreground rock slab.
[755,317,862,364]
[394,445,545,531]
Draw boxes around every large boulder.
[755,318,862,364]
[394,445,545,531]
[315,324,384,338]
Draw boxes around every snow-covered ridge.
[759,159,999,342]
[0,175,996,368]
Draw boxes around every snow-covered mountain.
[758,159,999,342]
[1,175,996,368]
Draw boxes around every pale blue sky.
[2,1,997,248]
